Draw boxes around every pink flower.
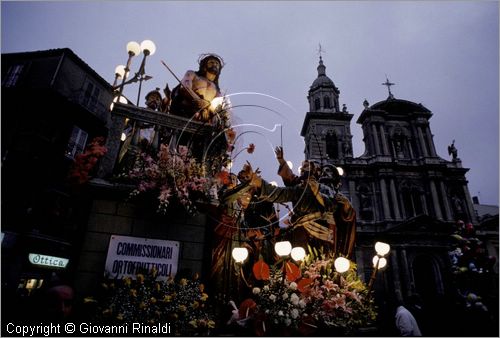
[321,280,338,292]
[345,290,361,303]
[159,186,172,203]
[178,146,189,157]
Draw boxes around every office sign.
[104,235,179,281]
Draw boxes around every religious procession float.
[78,52,378,336]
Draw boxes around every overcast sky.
[2,1,498,206]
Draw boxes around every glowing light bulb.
[232,247,249,263]
[334,257,350,273]
[372,255,387,269]
[375,242,391,256]
[291,247,306,261]
[274,241,292,257]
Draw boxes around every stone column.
[425,125,437,157]
[372,124,381,155]
[390,250,404,302]
[408,138,415,159]
[379,124,389,155]
[439,181,453,221]
[417,126,429,157]
[400,248,413,297]
[371,181,380,220]
[462,185,478,223]
[429,180,443,220]
[420,193,429,215]
[380,178,391,220]
[390,179,402,220]
[349,180,358,210]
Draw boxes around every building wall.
[74,189,210,297]
[301,58,487,329]
[54,55,112,122]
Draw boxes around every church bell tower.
[301,56,354,166]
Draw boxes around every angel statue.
[448,140,458,160]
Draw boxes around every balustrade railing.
[97,102,228,181]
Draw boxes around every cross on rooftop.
[382,76,395,98]
[317,43,326,60]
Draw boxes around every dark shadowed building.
[301,57,498,336]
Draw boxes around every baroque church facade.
[301,57,485,334]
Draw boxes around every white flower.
[299,299,307,308]
[269,294,276,302]
[278,310,284,316]
[285,318,292,326]
[290,293,299,306]
[252,287,261,295]
[289,282,298,290]
[282,293,289,300]
[263,285,270,292]
[291,308,299,319]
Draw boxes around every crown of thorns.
[198,53,225,68]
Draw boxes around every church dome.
[309,56,336,90]
[307,56,340,113]
[370,98,431,114]
[311,74,335,89]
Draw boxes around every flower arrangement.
[239,247,376,336]
[127,144,212,214]
[124,137,257,215]
[298,248,376,333]
[84,271,215,336]
[251,266,308,334]
[67,136,107,185]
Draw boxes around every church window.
[323,96,331,109]
[325,130,338,159]
[314,98,321,110]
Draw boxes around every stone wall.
[74,194,209,296]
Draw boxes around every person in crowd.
[395,302,422,336]
[44,284,75,322]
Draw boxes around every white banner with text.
[104,235,180,281]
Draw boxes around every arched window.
[314,98,321,110]
[323,96,331,109]
[325,130,338,159]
